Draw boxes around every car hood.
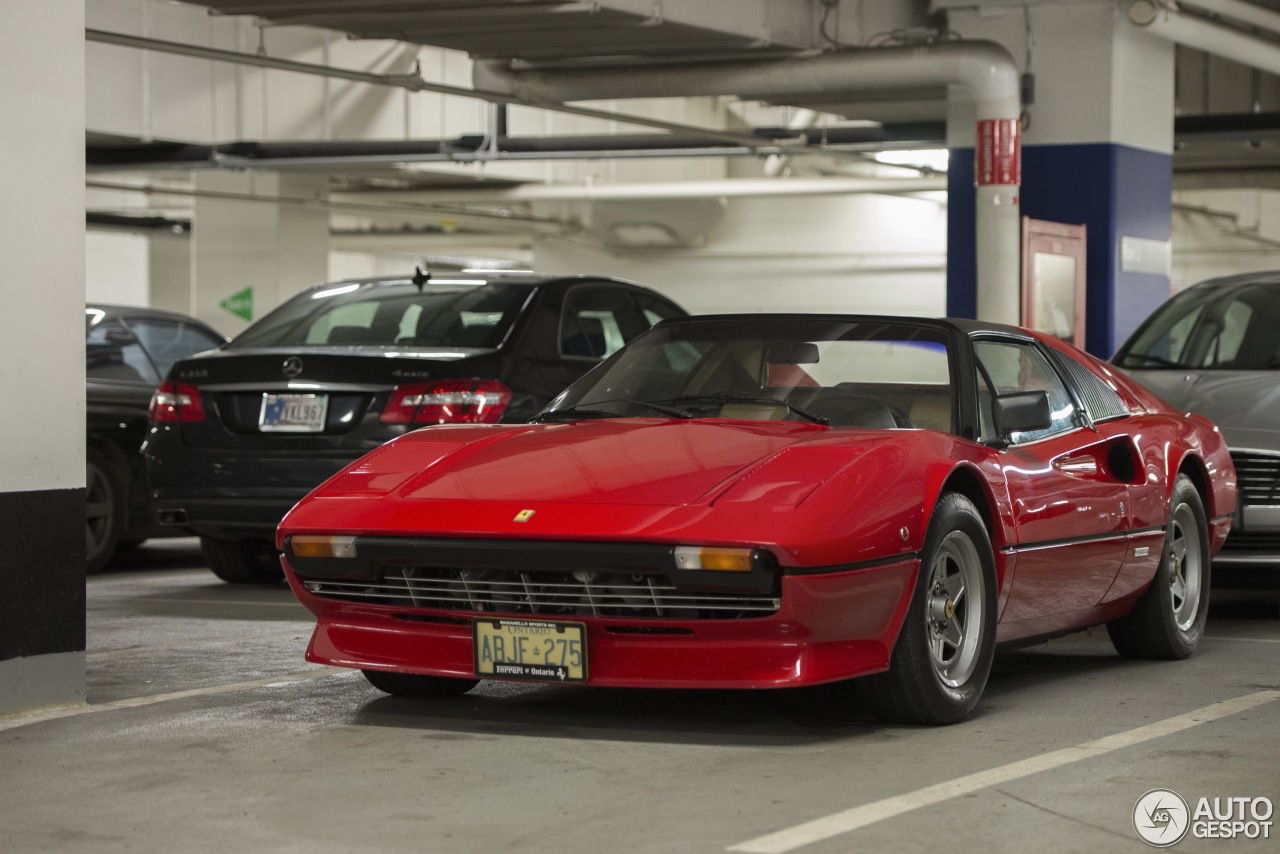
[1121,369,1280,452]
[318,418,887,508]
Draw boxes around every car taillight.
[381,379,511,425]
[149,381,207,423]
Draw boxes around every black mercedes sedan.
[87,304,227,573]
[143,270,686,583]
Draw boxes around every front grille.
[1223,530,1280,553]
[304,566,780,620]
[1231,451,1280,505]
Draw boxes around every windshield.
[228,281,534,350]
[1115,283,1280,370]
[540,317,955,430]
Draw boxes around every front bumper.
[284,556,918,690]
[1215,504,1280,568]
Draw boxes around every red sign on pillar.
[975,118,1021,186]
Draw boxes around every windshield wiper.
[665,392,830,426]
[536,398,692,422]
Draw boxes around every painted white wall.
[1172,189,1280,290]
[534,192,949,315]
[85,231,149,306]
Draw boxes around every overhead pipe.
[1129,0,1280,77]
[86,122,947,169]
[477,41,1023,324]
[359,176,947,203]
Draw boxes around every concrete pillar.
[943,1,1175,356]
[191,171,329,336]
[149,233,193,316]
[0,1,87,714]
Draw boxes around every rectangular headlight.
[673,546,753,572]
[290,535,357,559]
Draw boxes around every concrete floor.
[2,539,1277,854]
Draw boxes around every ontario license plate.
[259,393,328,433]
[474,618,587,683]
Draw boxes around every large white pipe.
[1130,0,1280,78]
[477,41,1023,324]
[1177,0,1280,37]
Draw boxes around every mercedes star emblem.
[282,356,304,379]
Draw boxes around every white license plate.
[259,393,328,433]
[474,618,587,683]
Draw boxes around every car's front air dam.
[286,557,919,689]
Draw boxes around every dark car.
[1112,271,1280,579]
[86,304,227,573]
[143,270,686,584]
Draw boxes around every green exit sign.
[219,287,253,322]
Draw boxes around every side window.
[974,339,1078,444]
[560,287,632,359]
[1204,299,1252,366]
[127,318,224,378]
[304,301,378,344]
[632,292,685,328]
[86,319,160,384]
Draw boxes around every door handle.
[1055,455,1098,475]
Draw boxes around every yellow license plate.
[473,618,587,683]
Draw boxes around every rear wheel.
[362,669,479,698]
[856,492,997,725]
[200,535,285,584]
[86,448,124,575]
[1107,474,1209,659]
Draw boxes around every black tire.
[855,492,998,725]
[86,448,125,575]
[200,535,285,584]
[362,669,479,698]
[1107,474,1210,660]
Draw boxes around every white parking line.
[727,689,1280,854]
[0,669,344,733]
[86,628,308,661]
[132,597,306,608]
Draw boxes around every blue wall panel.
[947,143,1171,357]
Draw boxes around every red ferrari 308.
[277,315,1236,724]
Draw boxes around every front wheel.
[362,669,479,698]
[200,535,285,584]
[855,492,997,725]
[1107,474,1210,659]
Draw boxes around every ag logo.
[1134,789,1190,847]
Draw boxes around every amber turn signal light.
[290,535,357,559]
[673,546,753,572]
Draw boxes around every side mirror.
[992,391,1051,439]
[766,341,820,365]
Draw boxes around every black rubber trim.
[781,551,921,576]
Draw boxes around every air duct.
[477,41,1022,324]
